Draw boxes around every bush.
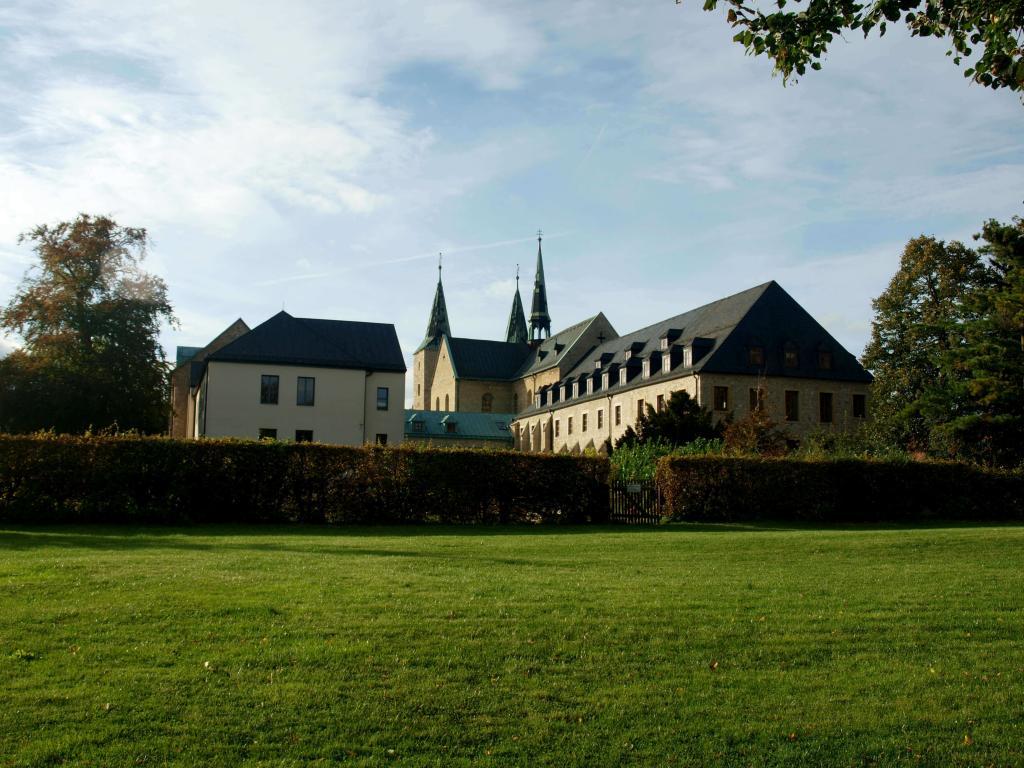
[0,435,610,525]
[656,455,1024,523]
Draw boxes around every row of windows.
[748,345,833,370]
[712,385,866,422]
[259,375,389,410]
[258,428,389,444]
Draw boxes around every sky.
[1,0,1022,404]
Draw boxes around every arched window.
[481,393,493,413]
[527,389,533,406]
[444,394,450,410]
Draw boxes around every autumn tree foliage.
[0,214,176,434]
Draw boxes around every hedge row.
[656,456,1024,523]
[0,435,610,525]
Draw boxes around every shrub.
[0,435,610,525]
[656,455,1024,523]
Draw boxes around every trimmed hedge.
[657,456,1024,523]
[0,435,609,525]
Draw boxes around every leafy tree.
[940,215,1024,464]
[862,233,992,454]
[0,214,176,434]
[722,408,788,456]
[614,390,720,449]
[693,0,1024,100]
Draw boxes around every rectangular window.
[375,433,388,445]
[555,419,560,437]
[258,428,277,440]
[748,346,764,366]
[446,422,457,434]
[260,374,279,404]
[582,413,588,432]
[818,349,833,370]
[853,393,867,419]
[597,409,604,429]
[656,394,665,412]
[568,416,573,435]
[412,421,425,433]
[749,387,765,412]
[683,347,692,367]
[785,390,799,422]
[297,377,315,406]
[713,386,729,411]
[637,399,645,419]
[615,404,621,426]
[376,387,389,411]
[295,430,313,443]
[819,392,833,423]
[784,346,799,368]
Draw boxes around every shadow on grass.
[1,520,1022,556]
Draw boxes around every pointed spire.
[420,253,451,349]
[505,264,528,344]
[529,230,551,342]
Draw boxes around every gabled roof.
[404,409,515,443]
[446,336,532,380]
[515,313,613,378]
[209,311,406,372]
[517,281,871,416]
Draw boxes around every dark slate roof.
[518,281,871,416]
[515,314,610,378]
[404,410,515,443]
[208,311,406,372]
[416,270,452,352]
[446,337,532,380]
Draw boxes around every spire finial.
[537,228,542,243]
[516,263,520,288]
[438,252,443,278]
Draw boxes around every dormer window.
[572,381,580,398]
[818,348,833,370]
[663,354,671,373]
[642,359,651,379]
[748,346,765,367]
[562,384,569,401]
[586,377,594,395]
[624,349,632,360]
[619,368,627,385]
[661,337,668,351]
[683,347,692,367]
[784,342,799,368]
[602,372,610,389]
[534,393,542,408]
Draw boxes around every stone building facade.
[411,237,872,452]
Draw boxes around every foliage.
[3,525,1024,765]
[657,454,1024,522]
[939,215,1024,465]
[695,0,1024,100]
[0,434,610,525]
[793,423,910,460]
[610,438,678,481]
[861,233,992,455]
[721,407,788,456]
[0,214,176,434]
[614,390,720,450]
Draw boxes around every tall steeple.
[420,254,451,348]
[505,265,528,345]
[529,230,551,342]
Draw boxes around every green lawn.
[1,525,1023,767]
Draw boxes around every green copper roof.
[505,280,528,344]
[529,235,551,340]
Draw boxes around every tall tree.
[941,215,1024,464]
[0,214,176,434]
[861,234,992,453]
[693,0,1024,100]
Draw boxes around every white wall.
[199,361,405,445]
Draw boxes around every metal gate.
[608,480,662,525]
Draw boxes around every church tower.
[505,266,528,345]
[529,231,551,343]
[413,256,451,410]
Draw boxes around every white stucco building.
[190,311,406,445]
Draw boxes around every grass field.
[1,524,1023,767]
